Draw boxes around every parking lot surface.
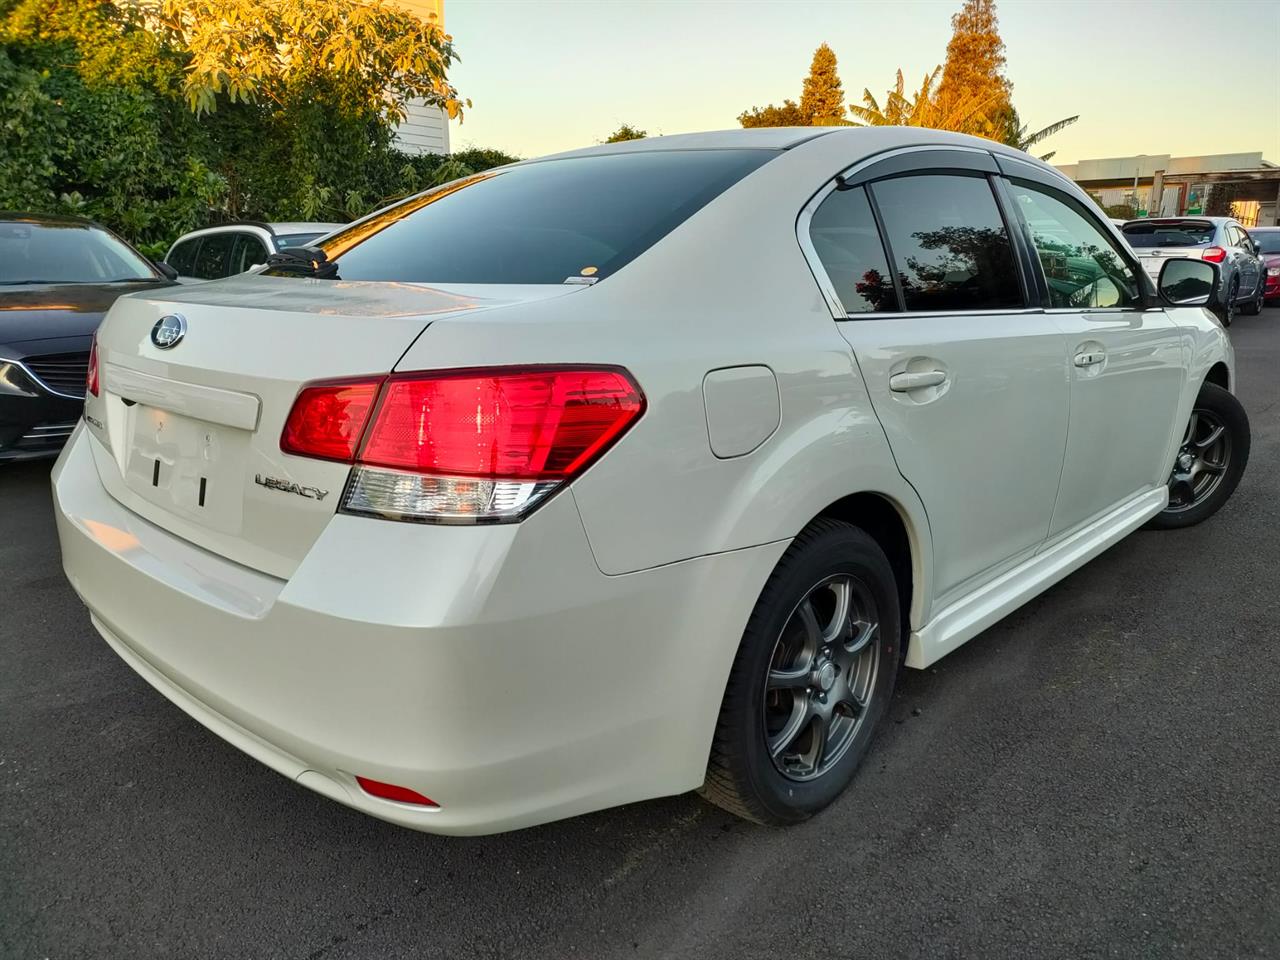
[4,307,1279,960]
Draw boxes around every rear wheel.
[700,519,901,824]
[1147,382,1250,529]
[1220,278,1239,327]
[1241,274,1265,316]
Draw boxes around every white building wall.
[389,0,451,157]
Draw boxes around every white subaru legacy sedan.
[53,128,1249,835]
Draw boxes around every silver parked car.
[1121,216,1267,325]
[162,221,344,282]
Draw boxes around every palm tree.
[1000,108,1079,162]
[848,65,1003,137]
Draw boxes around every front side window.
[291,149,777,285]
[808,185,898,314]
[869,174,1022,312]
[192,233,234,279]
[1008,181,1142,309]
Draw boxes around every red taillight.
[359,367,645,480]
[86,335,99,398]
[354,775,438,807]
[1203,246,1227,263]
[280,378,382,463]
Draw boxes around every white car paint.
[53,127,1235,834]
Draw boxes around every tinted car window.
[869,174,1021,312]
[808,186,898,313]
[192,233,235,279]
[1122,221,1215,247]
[232,234,268,273]
[300,150,776,284]
[1251,230,1280,254]
[167,238,200,276]
[0,220,156,284]
[1008,181,1142,309]
[274,232,324,249]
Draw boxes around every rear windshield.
[275,232,325,249]
[292,150,776,284]
[1251,230,1280,254]
[0,220,156,284]
[1121,221,1215,248]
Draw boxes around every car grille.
[25,352,89,398]
[16,421,78,450]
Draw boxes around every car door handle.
[1073,350,1106,367]
[888,370,947,392]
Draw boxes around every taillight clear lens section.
[281,366,644,523]
[86,335,100,398]
[280,379,381,463]
[1203,246,1227,263]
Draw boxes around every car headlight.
[1267,266,1280,277]
[0,359,42,398]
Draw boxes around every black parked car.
[0,213,174,461]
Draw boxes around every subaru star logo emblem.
[151,313,187,349]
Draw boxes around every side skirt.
[905,487,1168,668]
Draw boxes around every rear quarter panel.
[394,134,937,625]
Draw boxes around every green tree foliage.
[738,99,807,128]
[0,0,514,248]
[850,65,996,135]
[935,0,1011,139]
[737,43,848,128]
[604,123,647,142]
[798,42,846,125]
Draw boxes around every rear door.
[806,151,1070,605]
[1227,223,1260,294]
[1002,172,1186,538]
[231,233,270,274]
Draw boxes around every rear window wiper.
[265,246,340,279]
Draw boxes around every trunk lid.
[1121,220,1216,281]
[84,274,578,578]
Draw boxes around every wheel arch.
[1204,361,1230,392]
[809,490,928,639]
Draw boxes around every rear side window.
[231,235,268,273]
[869,174,1022,312]
[167,239,200,275]
[304,149,777,284]
[808,186,898,313]
[1008,181,1142,309]
[1122,221,1215,248]
[192,233,234,279]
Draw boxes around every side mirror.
[1157,258,1220,308]
[153,260,179,281]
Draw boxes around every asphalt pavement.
[4,307,1279,960]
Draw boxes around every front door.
[1003,178,1187,538]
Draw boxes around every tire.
[700,518,902,824]
[1220,278,1238,327]
[1147,382,1250,530]
[1241,273,1265,316]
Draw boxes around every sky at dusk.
[444,0,1280,164]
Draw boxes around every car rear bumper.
[52,425,785,834]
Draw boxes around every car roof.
[267,222,344,234]
[0,211,102,228]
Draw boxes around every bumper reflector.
[355,775,439,807]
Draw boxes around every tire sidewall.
[732,528,901,823]
[1153,383,1250,528]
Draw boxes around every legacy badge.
[254,474,329,501]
